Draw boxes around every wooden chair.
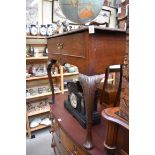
[89,21,109,27]
[96,64,123,109]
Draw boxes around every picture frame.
[52,0,66,23]
[102,6,118,28]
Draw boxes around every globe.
[58,0,104,24]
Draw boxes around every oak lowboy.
[47,27,126,149]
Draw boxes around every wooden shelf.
[63,72,79,76]
[26,75,48,81]
[26,91,61,100]
[30,124,50,132]
[26,74,60,81]
[26,57,48,61]
[28,108,50,117]
[26,35,47,39]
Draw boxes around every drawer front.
[48,32,87,59]
[59,33,86,58]
[52,120,87,155]
[60,128,88,155]
[53,132,70,155]
[48,37,61,62]
[52,119,61,138]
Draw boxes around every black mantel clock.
[64,81,100,128]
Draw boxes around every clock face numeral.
[70,92,77,108]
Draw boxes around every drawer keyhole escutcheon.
[57,43,64,49]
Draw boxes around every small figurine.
[42,87,47,93]
[62,20,69,32]
[34,48,39,57]
[26,90,30,97]
[38,87,43,94]
[56,20,63,34]
[28,46,34,57]
[43,46,48,56]
[32,65,36,75]
[26,47,30,57]
[29,88,36,96]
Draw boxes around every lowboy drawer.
[52,119,88,155]
[53,132,69,155]
[48,32,87,59]
[60,128,88,155]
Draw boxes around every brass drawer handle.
[56,43,64,49]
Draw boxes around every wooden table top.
[47,26,126,76]
[50,93,108,155]
[102,107,129,130]
[47,26,126,39]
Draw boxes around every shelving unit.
[26,36,80,138]
[26,36,52,138]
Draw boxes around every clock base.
[64,100,100,128]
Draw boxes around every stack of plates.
[30,117,51,128]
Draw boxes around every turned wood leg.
[47,60,57,104]
[79,74,103,149]
[104,120,118,154]
[50,112,55,133]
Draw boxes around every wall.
[26,0,52,25]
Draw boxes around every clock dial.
[70,92,77,108]
[47,27,53,36]
[31,26,37,35]
[40,26,46,36]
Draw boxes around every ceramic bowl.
[68,67,75,73]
